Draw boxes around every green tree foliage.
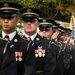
[0,0,75,22]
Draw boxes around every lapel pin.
[14,39,18,42]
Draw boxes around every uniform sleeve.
[0,42,17,75]
[44,40,61,75]
[23,42,36,75]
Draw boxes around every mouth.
[27,27,32,29]
[4,25,9,28]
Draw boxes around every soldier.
[54,26,70,75]
[65,28,75,75]
[0,38,17,75]
[0,2,36,75]
[39,18,53,39]
[20,9,62,75]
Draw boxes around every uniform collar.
[2,31,16,41]
[24,32,37,41]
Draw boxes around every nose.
[4,19,8,23]
[27,21,31,24]
[43,31,46,33]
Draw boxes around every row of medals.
[15,52,22,61]
[15,46,46,62]
[35,46,46,57]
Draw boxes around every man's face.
[60,35,65,41]
[22,20,39,34]
[0,17,20,33]
[39,29,53,38]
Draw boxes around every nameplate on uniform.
[15,52,22,61]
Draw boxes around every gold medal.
[35,53,38,57]
[42,53,45,57]
[18,52,22,61]
[16,57,18,61]
[38,52,42,57]
[19,57,22,61]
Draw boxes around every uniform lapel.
[1,42,11,68]
[34,34,42,46]
[12,33,20,49]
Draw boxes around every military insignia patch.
[43,19,46,23]
[4,3,9,7]
[27,9,31,12]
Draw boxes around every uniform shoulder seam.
[0,37,9,42]
[20,36,30,41]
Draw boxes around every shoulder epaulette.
[53,40,62,48]
[42,36,50,40]
[20,35,30,41]
[0,37,9,42]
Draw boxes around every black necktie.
[28,37,32,41]
[4,35,9,40]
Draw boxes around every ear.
[37,21,40,27]
[22,21,24,27]
[16,17,20,23]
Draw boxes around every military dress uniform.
[54,27,70,75]
[31,33,61,75]
[24,33,61,75]
[0,2,36,75]
[20,8,62,75]
[0,32,36,75]
[65,29,75,75]
[44,39,62,75]
[68,43,75,75]
[0,37,17,75]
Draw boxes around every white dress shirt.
[24,32,37,41]
[2,31,16,41]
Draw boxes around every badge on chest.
[15,52,22,61]
[35,46,46,57]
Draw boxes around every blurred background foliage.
[0,0,75,22]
